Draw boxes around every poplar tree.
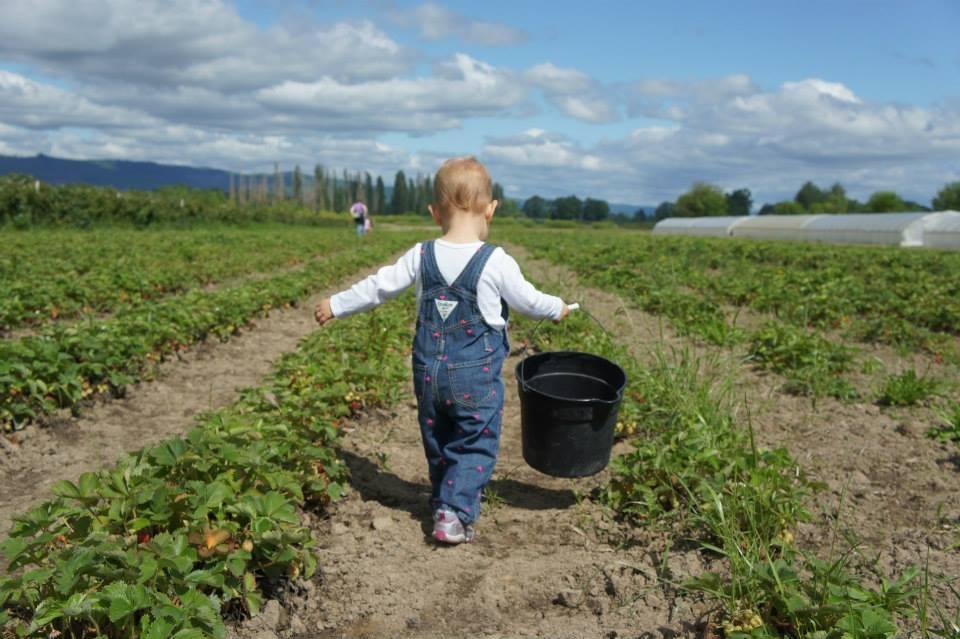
[375,176,386,215]
[364,172,373,207]
[273,163,283,203]
[293,165,303,203]
[406,177,416,213]
[314,165,327,211]
[391,170,407,214]
[492,182,505,203]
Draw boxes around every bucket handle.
[518,302,614,392]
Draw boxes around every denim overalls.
[412,240,509,525]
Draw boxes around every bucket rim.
[516,350,627,405]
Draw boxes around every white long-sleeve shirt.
[330,240,565,328]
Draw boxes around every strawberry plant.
[0,226,357,332]
[1,288,416,637]
[510,229,960,361]
[0,232,418,431]
[748,322,858,400]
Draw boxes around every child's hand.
[553,304,571,324]
[314,298,334,325]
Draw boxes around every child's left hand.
[314,298,334,325]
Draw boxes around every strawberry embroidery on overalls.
[412,240,509,525]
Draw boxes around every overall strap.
[452,243,498,293]
[419,240,446,290]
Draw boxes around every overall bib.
[412,241,509,525]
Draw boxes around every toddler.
[315,157,569,544]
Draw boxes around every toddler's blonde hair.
[433,156,493,217]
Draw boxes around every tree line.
[653,180,960,219]
[227,165,525,217]
[230,166,627,221]
[520,195,614,221]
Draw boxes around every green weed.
[877,369,941,407]
[926,402,960,445]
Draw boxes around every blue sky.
[1,0,958,207]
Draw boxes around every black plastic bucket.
[516,351,627,478]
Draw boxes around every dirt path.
[0,261,387,545]
[269,352,712,639]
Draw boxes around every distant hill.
[0,154,232,191]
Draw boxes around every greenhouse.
[923,211,960,250]
[652,212,960,249]
[730,215,825,241]
[650,216,748,237]
[801,212,933,247]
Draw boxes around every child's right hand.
[553,304,571,324]
[314,298,334,325]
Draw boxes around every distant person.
[350,199,368,236]
[315,156,571,545]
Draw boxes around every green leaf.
[105,582,150,622]
[326,482,344,500]
[129,517,152,532]
[61,591,95,617]
[785,593,811,613]
[78,472,99,498]
[141,617,176,639]
[185,570,224,589]
[138,556,159,583]
[244,590,263,617]
[860,608,897,637]
[29,599,65,629]
[226,556,248,578]
[52,480,82,500]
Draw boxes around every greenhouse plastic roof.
[651,211,960,249]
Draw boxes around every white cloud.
[30,124,414,177]
[480,77,960,204]
[393,3,526,46]
[0,70,158,129]
[484,130,609,172]
[525,63,594,94]
[256,53,527,131]
[0,123,36,155]
[0,0,413,90]
[525,62,618,123]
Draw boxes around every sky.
[1,0,958,207]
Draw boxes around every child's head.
[430,156,498,234]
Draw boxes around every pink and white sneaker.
[432,509,475,544]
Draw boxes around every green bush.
[0,174,351,228]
